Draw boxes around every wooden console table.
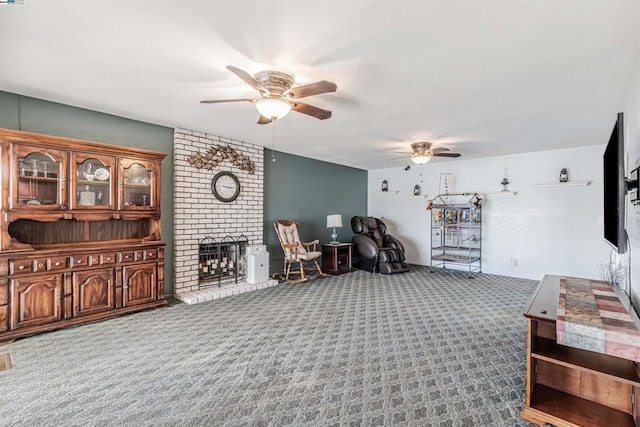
[321,243,353,275]
[521,275,640,426]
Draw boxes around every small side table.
[321,243,353,275]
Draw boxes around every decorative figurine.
[382,179,388,192]
[413,184,421,196]
[501,176,510,192]
[559,168,569,183]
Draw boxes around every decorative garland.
[186,144,255,174]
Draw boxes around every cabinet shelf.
[525,385,635,427]
[18,175,59,182]
[533,337,640,385]
[77,179,110,186]
[370,190,399,195]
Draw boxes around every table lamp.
[326,214,343,244]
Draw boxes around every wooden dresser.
[521,275,640,426]
[0,128,167,343]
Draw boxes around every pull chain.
[271,118,277,162]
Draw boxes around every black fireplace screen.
[198,234,248,287]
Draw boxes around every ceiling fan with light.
[390,142,461,165]
[200,65,337,124]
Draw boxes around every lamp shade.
[411,153,431,165]
[255,98,292,120]
[326,214,343,228]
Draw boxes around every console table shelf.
[521,275,640,427]
[528,385,636,427]
[532,337,640,384]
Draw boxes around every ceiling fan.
[200,65,337,124]
[390,142,461,165]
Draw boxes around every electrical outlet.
[510,258,518,267]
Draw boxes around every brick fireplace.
[173,128,270,300]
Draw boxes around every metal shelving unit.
[429,193,482,277]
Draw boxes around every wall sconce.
[326,214,343,244]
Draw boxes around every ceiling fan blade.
[287,80,337,98]
[257,115,273,125]
[226,65,265,92]
[431,147,450,153]
[200,98,255,104]
[432,152,461,158]
[291,102,332,120]
[392,151,413,154]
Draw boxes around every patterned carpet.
[0,266,537,426]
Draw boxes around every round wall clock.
[211,171,240,202]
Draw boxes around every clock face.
[211,171,240,202]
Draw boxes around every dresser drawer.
[70,255,90,268]
[9,259,34,274]
[144,250,158,261]
[100,253,117,265]
[120,251,135,263]
[48,256,67,271]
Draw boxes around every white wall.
[626,56,640,306]
[368,145,613,281]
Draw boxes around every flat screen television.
[603,112,626,254]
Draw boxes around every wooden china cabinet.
[0,128,167,342]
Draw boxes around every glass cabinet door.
[13,145,67,209]
[120,159,157,210]
[71,153,116,209]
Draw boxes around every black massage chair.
[351,216,409,274]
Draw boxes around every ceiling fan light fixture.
[255,98,292,120]
[411,153,431,165]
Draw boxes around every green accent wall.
[264,149,367,274]
[0,91,175,295]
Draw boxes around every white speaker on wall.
[247,245,269,284]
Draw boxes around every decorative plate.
[94,167,110,181]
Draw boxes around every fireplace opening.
[198,235,248,287]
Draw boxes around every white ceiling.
[1,1,639,170]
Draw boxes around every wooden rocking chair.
[273,219,324,282]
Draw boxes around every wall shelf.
[408,194,429,199]
[533,181,591,189]
[487,191,517,197]
[370,190,399,195]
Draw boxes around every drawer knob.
[125,255,131,259]
[38,263,44,268]
[55,262,61,266]
[106,257,111,261]
[18,265,25,270]
[77,260,83,264]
